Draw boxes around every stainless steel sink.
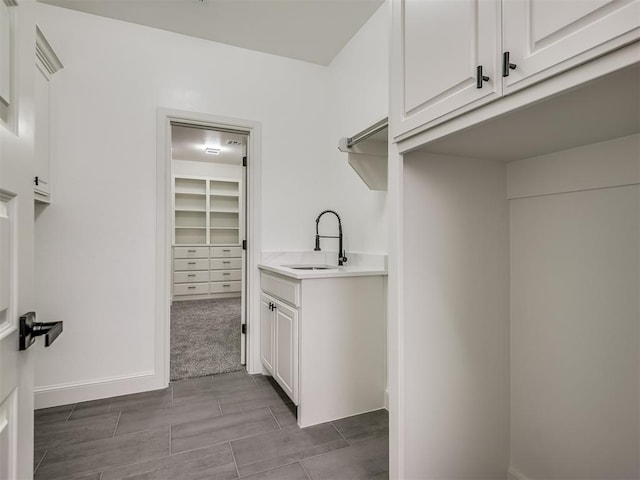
[283,265,337,270]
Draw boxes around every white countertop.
[258,263,387,280]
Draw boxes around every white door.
[391,0,501,139]
[274,300,298,404]
[1,1,37,478]
[259,294,274,374]
[503,0,640,93]
[0,193,19,480]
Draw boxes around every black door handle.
[19,312,63,350]
[502,51,517,77]
[476,65,490,88]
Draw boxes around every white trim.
[156,108,262,387]
[35,26,63,78]
[383,388,389,410]
[387,139,405,479]
[508,467,532,480]
[34,371,158,409]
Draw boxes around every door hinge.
[241,324,247,335]
[242,156,247,167]
[242,240,247,250]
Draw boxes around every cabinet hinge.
[241,323,247,335]
[242,156,247,167]
[242,240,247,250]
[34,176,39,186]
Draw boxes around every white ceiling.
[171,124,246,165]
[38,0,385,65]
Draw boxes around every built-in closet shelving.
[172,175,242,301]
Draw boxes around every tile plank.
[301,436,389,480]
[331,409,388,443]
[269,403,297,428]
[239,462,309,480]
[218,385,289,415]
[102,443,237,480]
[35,412,119,450]
[116,398,221,435]
[34,404,75,425]
[35,427,169,480]
[232,424,349,477]
[171,407,278,454]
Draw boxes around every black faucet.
[314,210,348,266]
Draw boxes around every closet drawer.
[174,271,209,283]
[174,258,209,271]
[174,246,209,259]
[210,281,241,294]
[174,282,209,296]
[211,258,242,270]
[211,270,242,282]
[211,246,242,258]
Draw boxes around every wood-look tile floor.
[34,371,389,479]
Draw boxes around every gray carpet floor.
[170,297,243,381]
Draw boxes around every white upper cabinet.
[392,0,640,141]
[503,0,640,93]
[34,27,63,203]
[392,0,501,139]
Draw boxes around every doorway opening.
[169,122,248,381]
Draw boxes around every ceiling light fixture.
[204,147,220,155]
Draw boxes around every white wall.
[33,2,389,405]
[325,1,389,254]
[508,134,640,479]
[172,160,241,180]
[402,152,510,478]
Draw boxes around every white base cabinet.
[260,292,299,404]
[260,271,386,428]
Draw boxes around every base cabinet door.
[503,0,640,93]
[260,294,275,374]
[274,301,299,405]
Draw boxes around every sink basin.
[283,265,338,270]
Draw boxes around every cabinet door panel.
[274,301,298,405]
[34,64,51,197]
[392,0,501,138]
[260,294,274,374]
[503,0,640,93]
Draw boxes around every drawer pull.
[187,249,196,253]
[223,261,230,264]
[187,274,196,277]
[223,284,230,287]
[223,273,231,276]
[222,249,231,252]
[188,262,196,265]
[188,286,197,289]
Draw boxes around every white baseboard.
[34,370,164,409]
[384,388,389,410]
[508,467,532,480]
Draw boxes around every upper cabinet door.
[503,0,640,93]
[391,0,501,140]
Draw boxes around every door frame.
[156,108,262,385]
